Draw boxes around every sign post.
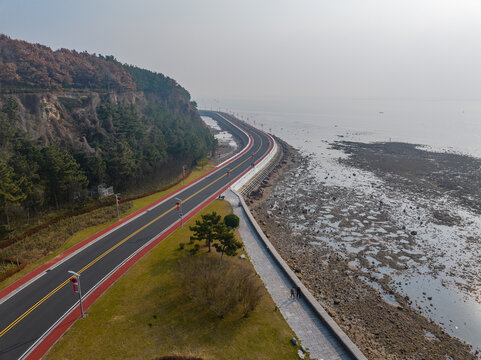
[68,270,84,317]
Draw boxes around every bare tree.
[178,256,264,318]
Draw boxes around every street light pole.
[175,197,183,227]
[68,270,84,317]
[182,165,186,185]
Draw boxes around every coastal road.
[0,111,272,360]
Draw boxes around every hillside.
[0,35,215,240]
[0,34,135,91]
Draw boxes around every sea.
[200,96,481,352]
[201,97,481,157]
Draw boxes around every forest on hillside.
[0,35,216,241]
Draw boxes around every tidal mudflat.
[201,115,238,159]
[247,141,480,359]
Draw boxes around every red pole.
[70,278,77,292]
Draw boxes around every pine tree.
[42,144,88,208]
[213,222,242,260]
[189,212,221,252]
[0,160,25,230]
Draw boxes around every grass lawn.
[0,162,215,291]
[45,200,298,360]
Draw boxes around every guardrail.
[232,135,283,196]
[239,144,282,196]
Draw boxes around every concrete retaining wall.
[231,185,367,360]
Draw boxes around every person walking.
[290,287,295,299]
[296,286,301,299]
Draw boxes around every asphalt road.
[0,111,272,360]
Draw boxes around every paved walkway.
[224,190,354,360]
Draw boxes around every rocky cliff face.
[1,87,204,156]
[3,91,145,152]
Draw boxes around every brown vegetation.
[0,257,27,282]
[0,34,135,91]
[178,255,264,318]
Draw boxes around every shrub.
[0,257,27,281]
[178,255,264,318]
[179,256,237,317]
[189,243,200,255]
[224,214,240,229]
[236,262,264,317]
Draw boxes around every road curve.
[0,111,272,360]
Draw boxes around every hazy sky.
[1,0,481,101]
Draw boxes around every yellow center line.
[0,281,69,337]
[0,130,265,338]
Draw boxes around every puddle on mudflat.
[359,276,400,307]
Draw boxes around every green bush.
[224,214,240,229]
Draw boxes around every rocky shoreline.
[245,141,478,359]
